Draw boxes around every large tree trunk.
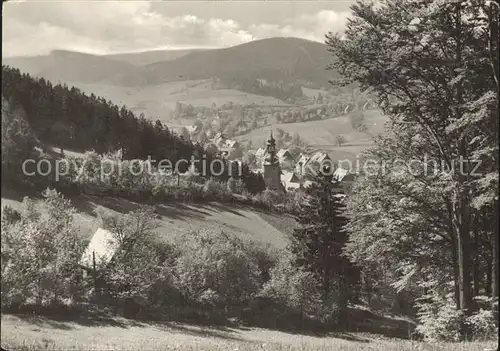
[454,200,472,313]
[450,233,461,310]
[492,200,499,321]
[472,229,480,297]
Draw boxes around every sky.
[2,0,357,57]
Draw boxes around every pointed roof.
[80,228,120,269]
[255,148,267,158]
[333,167,349,182]
[266,129,276,148]
[309,151,330,164]
[297,153,311,165]
[277,148,294,160]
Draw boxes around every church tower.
[263,131,282,191]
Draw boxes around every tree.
[2,189,85,307]
[335,135,346,147]
[328,0,499,335]
[290,133,301,146]
[349,109,365,131]
[197,131,208,144]
[179,127,191,141]
[316,92,324,104]
[291,166,357,325]
[1,95,38,179]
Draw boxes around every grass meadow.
[1,314,497,351]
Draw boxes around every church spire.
[265,129,277,164]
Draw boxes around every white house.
[80,228,120,271]
[276,149,295,170]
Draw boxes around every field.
[1,314,496,351]
[236,109,389,165]
[0,186,296,250]
[65,79,289,126]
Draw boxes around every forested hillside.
[1,66,202,162]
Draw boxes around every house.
[255,147,268,167]
[186,125,200,134]
[277,149,295,170]
[295,153,311,176]
[224,139,239,150]
[333,168,357,193]
[255,147,267,159]
[80,227,120,273]
[213,132,224,140]
[220,139,241,160]
[282,170,301,190]
[309,151,331,165]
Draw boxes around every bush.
[415,291,464,342]
[262,189,286,206]
[465,297,498,341]
[203,178,231,201]
[259,252,322,324]
[95,206,181,317]
[1,189,86,309]
[1,205,21,225]
[172,229,262,311]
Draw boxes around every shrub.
[465,296,498,341]
[415,291,464,342]
[1,189,85,309]
[172,229,262,311]
[1,205,21,225]
[95,205,181,317]
[259,252,322,322]
[203,178,231,201]
[227,177,237,193]
[262,189,286,206]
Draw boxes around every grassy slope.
[1,187,294,250]
[1,314,496,351]
[236,109,389,165]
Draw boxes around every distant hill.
[104,49,207,66]
[109,37,333,87]
[2,50,139,84]
[3,38,334,89]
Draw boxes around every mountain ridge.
[3,37,333,88]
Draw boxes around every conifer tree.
[290,165,357,323]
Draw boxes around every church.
[261,131,284,192]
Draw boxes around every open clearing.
[1,187,296,250]
[1,314,496,351]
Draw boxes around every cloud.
[2,2,349,57]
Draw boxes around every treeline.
[2,66,204,163]
[218,76,304,102]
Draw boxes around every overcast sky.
[2,0,357,57]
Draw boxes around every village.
[181,124,356,193]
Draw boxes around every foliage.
[259,252,322,318]
[1,95,39,180]
[1,189,85,309]
[94,206,179,315]
[465,307,499,341]
[329,0,499,338]
[416,289,465,342]
[291,169,358,319]
[172,229,262,309]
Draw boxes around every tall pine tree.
[291,165,358,325]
